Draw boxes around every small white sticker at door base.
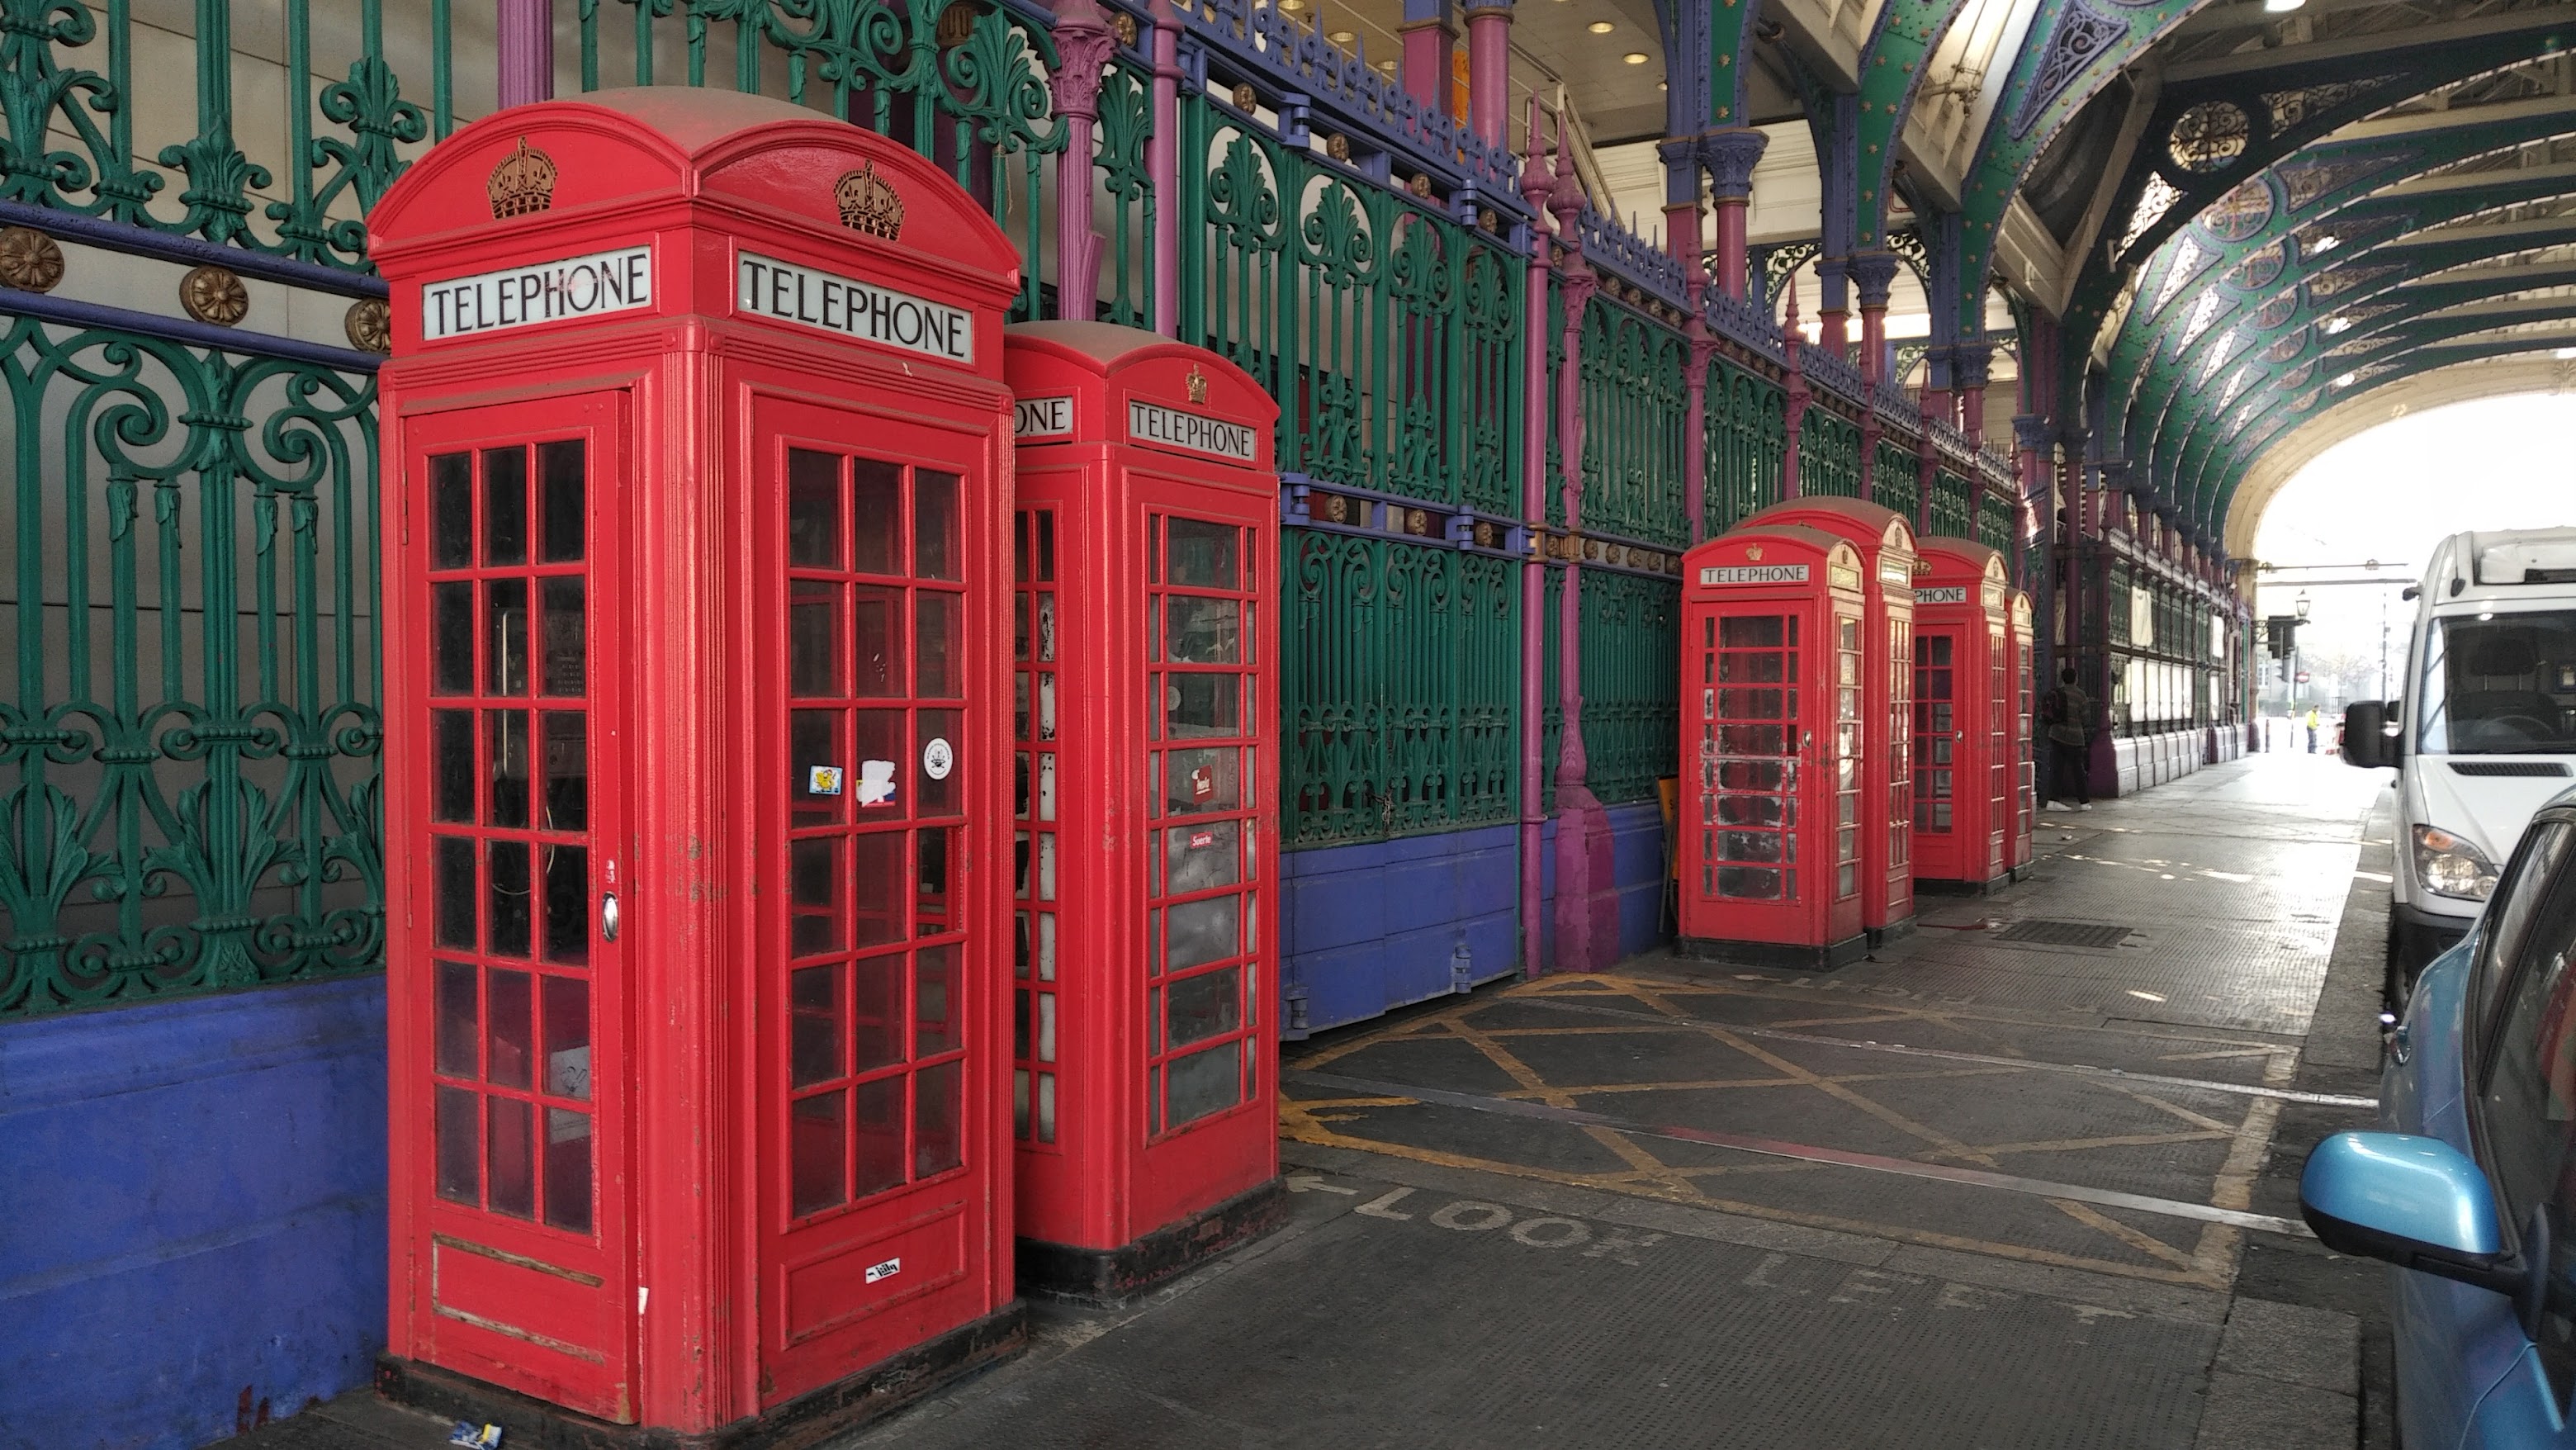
[858,761,897,807]
[922,737,954,780]
[808,765,844,796]
[865,1257,902,1285]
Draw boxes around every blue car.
[2304,784,2576,1446]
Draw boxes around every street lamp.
[2294,592,2311,622]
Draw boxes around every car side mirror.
[2301,1132,2548,1334]
[2342,701,2395,770]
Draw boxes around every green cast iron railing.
[1703,358,1784,537]
[1576,569,1677,805]
[1927,468,1972,542]
[1872,436,1917,528]
[1576,298,1686,549]
[1799,410,1861,500]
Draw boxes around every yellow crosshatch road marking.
[1282,970,2307,1290]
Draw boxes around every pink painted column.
[1465,0,1513,148]
[1781,282,1807,500]
[1853,252,1897,390]
[1049,0,1120,322]
[498,0,553,108]
[1702,129,1766,301]
[1149,0,1183,337]
[1916,430,1936,537]
[1955,343,1994,445]
[1400,0,1457,120]
[1684,325,1712,542]
[1816,258,1849,357]
[1518,99,1555,979]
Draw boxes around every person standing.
[2041,666,2093,811]
[2306,705,2319,753]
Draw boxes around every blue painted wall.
[1280,803,1673,1038]
[0,977,389,1450]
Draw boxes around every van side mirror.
[2342,701,2394,769]
[2301,1132,2550,1335]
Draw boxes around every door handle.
[601,893,620,943]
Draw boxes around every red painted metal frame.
[2006,590,2038,876]
[1676,524,1869,960]
[1000,322,1282,1263]
[1742,500,1920,936]
[1911,538,2012,893]
[372,90,1021,1433]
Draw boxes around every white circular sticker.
[922,737,954,781]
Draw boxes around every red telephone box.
[1910,538,2011,893]
[1676,525,1872,968]
[999,322,1286,1301]
[1740,499,1919,940]
[369,91,1022,1438]
[2007,589,2038,878]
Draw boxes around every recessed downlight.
[1623,50,1649,64]
[1586,20,1613,32]
[1328,28,1353,41]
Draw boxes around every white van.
[2344,527,2576,986]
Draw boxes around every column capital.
[1953,342,1995,391]
[1849,251,1901,309]
[1698,126,1768,200]
[1047,0,1121,120]
[2012,415,2051,453]
[1461,0,1513,16]
[1400,0,1459,26]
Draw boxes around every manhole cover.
[1992,919,2134,950]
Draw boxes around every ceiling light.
[1328,28,1352,41]
[2323,316,2350,334]
[1279,0,1302,8]
[2309,234,2339,254]
[2558,347,2576,359]
[2263,0,2305,11]
[1623,50,1649,64]
[1587,20,1614,32]
[1376,59,1396,72]
[2334,372,2356,387]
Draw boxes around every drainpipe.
[1518,98,1553,979]
[498,0,553,107]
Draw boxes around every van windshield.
[2417,610,2576,754]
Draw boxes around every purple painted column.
[497,0,554,109]
[1955,343,1994,445]
[1518,98,1554,979]
[1149,0,1183,337]
[1049,0,1120,321]
[1815,256,1849,357]
[1701,128,1766,301]
[1659,138,1702,304]
[1465,0,1513,149]
[1400,0,1457,121]
[1780,282,1807,500]
[1546,122,1617,976]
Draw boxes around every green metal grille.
[0,318,381,1014]
[1577,299,1687,548]
[1576,571,1678,805]
[1281,530,1518,846]
[1928,468,1973,541]
[1977,486,2014,554]
[1872,436,1919,525]
[1799,409,1862,500]
[1702,359,1784,536]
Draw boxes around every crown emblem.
[487,139,556,220]
[1745,544,1763,561]
[835,163,905,241]
[1185,366,1209,405]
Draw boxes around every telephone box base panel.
[1915,873,2012,897]
[1674,934,1870,972]
[375,1307,1026,1450]
[1016,1178,1287,1307]
[1866,916,1919,949]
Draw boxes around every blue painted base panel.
[0,976,390,1450]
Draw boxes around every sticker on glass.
[923,737,954,780]
[1188,766,1215,802]
[858,760,897,807]
[1189,831,1215,849]
[808,765,844,796]
[864,1257,902,1284]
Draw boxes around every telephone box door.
[2009,592,2037,874]
[393,395,635,1417]
[755,396,1002,1405]
[1683,595,1864,950]
[1912,625,1962,875]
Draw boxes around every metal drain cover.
[1992,919,2135,950]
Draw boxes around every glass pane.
[434,960,478,1078]
[432,583,474,695]
[1167,518,1238,589]
[850,457,901,575]
[853,1077,905,1198]
[488,841,533,958]
[539,577,585,697]
[1167,1041,1242,1128]
[1013,1066,1030,1138]
[1167,748,1238,815]
[485,968,533,1088]
[543,1110,592,1233]
[790,837,845,957]
[542,975,590,1099]
[852,955,902,1071]
[916,593,958,699]
[915,945,958,1054]
[542,845,589,965]
[1037,1073,1056,1144]
[1167,894,1238,972]
[913,1059,963,1177]
[851,831,906,946]
[916,828,953,936]
[434,1084,480,1204]
[854,710,905,812]
[792,709,846,826]
[1035,511,1055,580]
[1037,991,1056,1063]
[853,586,903,697]
[1168,967,1240,1049]
[485,709,530,829]
[537,440,585,563]
[482,446,528,566]
[1035,912,1056,980]
[542,712,586,831]
[789,1091,846,1216]
[1167,821,1242,894]
[486,1096,535,1218]
[1037,754,1057,822]
[1167,674,1238,737]
[429,453,472,570]
[790,580,841,698]
[1721,615,1784,648]
[485,578,529,695]
[1013,986,1030,1054]
[433,709,475,822]
[433,836,476,949]
[790,966,841,1087]
[917,709,960,816]
[914,470,959,580]
[787,448,842,569]
[1167,597,1240,664]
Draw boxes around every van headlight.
[2413,825,2499,901]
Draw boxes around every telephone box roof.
[1916,536,2009,583]
[1744,496,1917,553]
